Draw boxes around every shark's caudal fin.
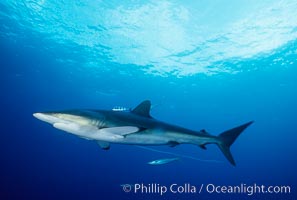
[217,121,253,166]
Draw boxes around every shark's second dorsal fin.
[200,129,208,134]
[132,100,151,118]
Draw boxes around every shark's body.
[33,100,253,166]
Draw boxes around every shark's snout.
[33,112,44,119]
[33,112,62,124]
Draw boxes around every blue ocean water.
[0,0,296,199]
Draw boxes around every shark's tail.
[217,121,253,166]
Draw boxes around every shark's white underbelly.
[51,121,214,146]
[110,134,170,145]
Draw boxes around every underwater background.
[0,0,296,199]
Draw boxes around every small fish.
[148,157,179,165]
[112,103,159,112]
[112,106,131,112]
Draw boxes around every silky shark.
[33,100,253,166]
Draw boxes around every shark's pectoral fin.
[100,126,140,137]
[97,141,110,150]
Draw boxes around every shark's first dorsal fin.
[132,100,151,118]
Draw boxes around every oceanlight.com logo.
[121,183,291,196]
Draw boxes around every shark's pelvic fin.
[168,141,179,147]
[97,141,110,150]
[217,121,254,166]
[132,100,152,118]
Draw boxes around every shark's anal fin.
[97,141,110,150]
[199,144,207,150]
[132,100,151,118]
